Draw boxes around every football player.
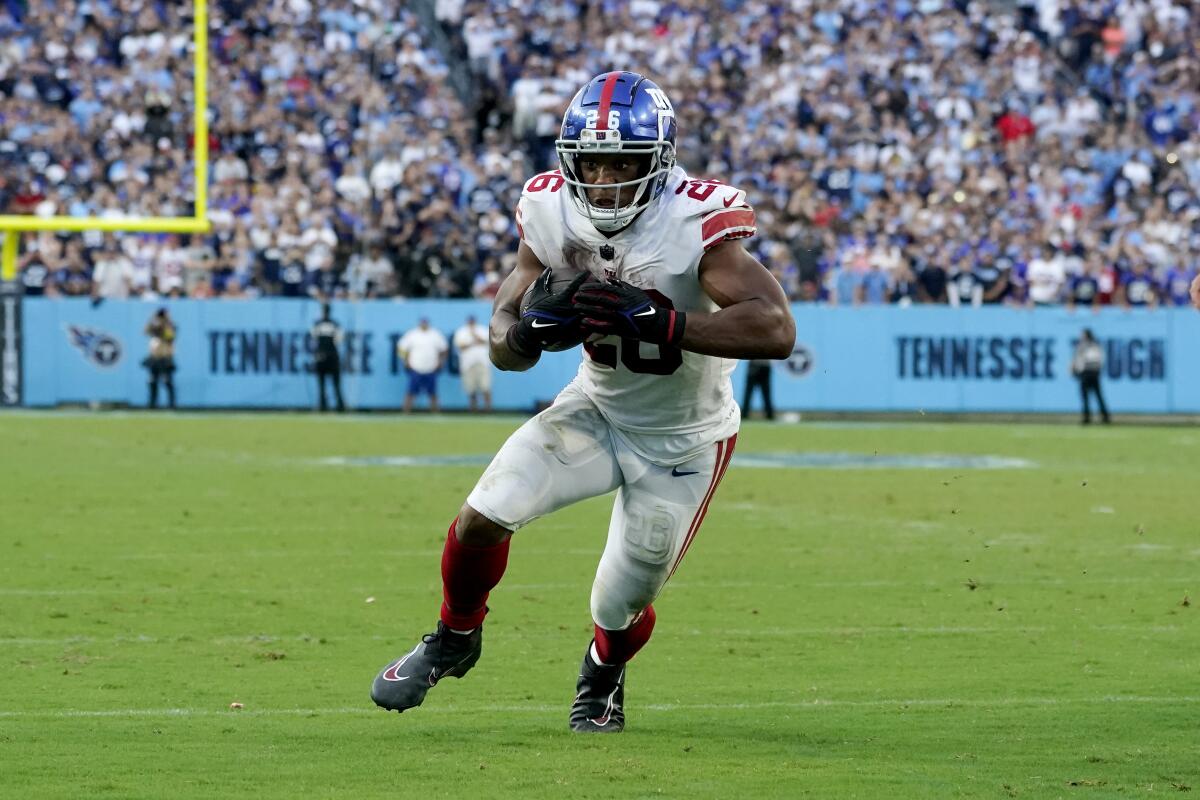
[371,72,795,732]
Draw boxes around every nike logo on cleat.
[381,643,422,681]
[671,467,699,477]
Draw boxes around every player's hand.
[574,279,686,346]
[507,272,589,357]
[1191,273,1200,310]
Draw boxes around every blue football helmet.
[556,71,677,233]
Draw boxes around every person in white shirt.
[397,318,448,413]
[453,315,491,412]
[91,244,135,300]
[1026,245,1065,306]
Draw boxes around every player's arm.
[488,241,546,372]
[1191,273,1200,311]
[682,240,795,359]
[574,240,795,360]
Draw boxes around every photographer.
[143,308,177,409]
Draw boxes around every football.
[519,267,590,351]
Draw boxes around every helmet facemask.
[556,131,676,233]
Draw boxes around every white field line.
[43,538,1200,562]
[1,695,1198,720]
[111,548,605,560]
[2,575,1192,596]
[0,624,1188,648]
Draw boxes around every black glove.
[507,271,590,357]
[573,279,686,346]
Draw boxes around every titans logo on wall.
[785,344,814,378]
[66,325,122,367]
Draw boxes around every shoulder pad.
[516,169,567,242]
[520,169,567,200]
[666,176,756,251]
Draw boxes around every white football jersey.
[516,165,755,462]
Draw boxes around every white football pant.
[467,382,736,631]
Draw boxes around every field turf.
[0,413,1197,798]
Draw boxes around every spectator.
[453,314,491,412]
[916,250,950,304]
[345,243,395,299]
[1163,265,1197,307]
[1118,261,1159,307]
[397,318,448,414]
[1026,246,1066,306]
[1067,258,1102,308]
[91,243,134,301]
[1,0,1195,307]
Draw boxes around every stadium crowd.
[1,0,1196,307]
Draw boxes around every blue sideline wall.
[19,299,1200,413]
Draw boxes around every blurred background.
[0,0,1196,414]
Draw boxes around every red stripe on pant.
[668,434,737,579]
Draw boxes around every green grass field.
[1,413,1197,798]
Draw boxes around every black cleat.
[371,622,482,712]
[569,645,625,733]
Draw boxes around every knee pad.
[590,582,641,631]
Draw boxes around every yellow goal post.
[0,0,211,280]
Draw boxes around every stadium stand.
[0,0,1196,305]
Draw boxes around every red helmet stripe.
[595,72,621,130]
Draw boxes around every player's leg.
[570,434,737,732]
[372,386,623,713]
[1080,375,1092,423]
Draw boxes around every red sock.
[594,605,656,665]
[439,517,510,630]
